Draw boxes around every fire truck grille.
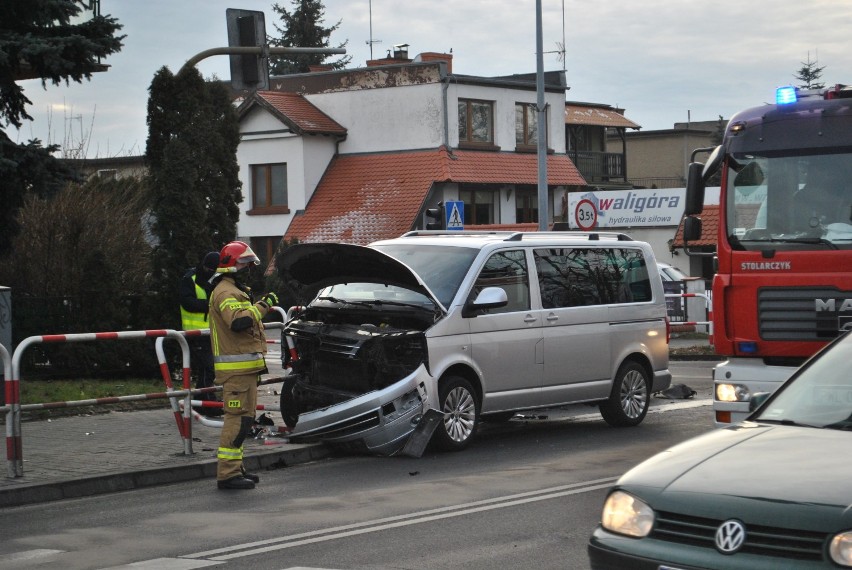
[758,287,852,341]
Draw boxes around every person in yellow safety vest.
[208,241,278,490]
[179,251,221,415]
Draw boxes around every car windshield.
[659,264,688,281]
[726,150,852,251]
[755,333,852,429]
[372,244,480,308]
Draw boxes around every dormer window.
[458,99,495,149]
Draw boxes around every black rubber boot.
[217,476,256,490]
[241,467,260,483]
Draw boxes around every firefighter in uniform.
[208,241,278,490]
[179,251,220,414]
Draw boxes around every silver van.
[277,231,671,455]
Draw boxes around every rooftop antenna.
[544,0,567,71]
[366,0,382,60]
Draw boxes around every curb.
[0,442,330,508]
[669,354,725,361]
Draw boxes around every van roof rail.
[504,231,634,242]
[400,230,634,241]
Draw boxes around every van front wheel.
[600,361,649,427]
[433,376,479,451]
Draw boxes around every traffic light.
[425,202,445,230]
[226,9,268,91]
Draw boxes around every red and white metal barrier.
[665,292,713,334]
[5,329,191,478]
[0,343,13,478]
[156,325,291,434]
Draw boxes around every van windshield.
[372,244,479,308]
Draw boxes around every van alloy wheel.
[434,376,479,451]
[600,361,650,427]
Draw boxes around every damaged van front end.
[283,317,432,455]
[277,243,448,455]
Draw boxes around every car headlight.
[601,490,654,538]
[716,383,751,402]
[830,531,852,566]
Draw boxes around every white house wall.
[448,83,567,153]
[306,83,445,153]
[237,106,337,238]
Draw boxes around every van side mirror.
[462,287,508,318]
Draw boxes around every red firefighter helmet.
[217,241,260,273]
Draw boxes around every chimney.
[393,43,409,59]
[414,51,453,74]
[366,43,413,67]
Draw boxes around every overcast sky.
[12,0,852,158]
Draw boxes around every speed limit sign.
[574,199,597,230]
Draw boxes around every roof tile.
[565,104,640,129]
[285,147,586,246]
[672,205,719,247]
[247,91,347,135]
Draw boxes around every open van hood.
[278,242,434,299]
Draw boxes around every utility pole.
[536,0,548,231]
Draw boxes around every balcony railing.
[571,151,625,183]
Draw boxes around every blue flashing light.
[776,86,798,105]
[737,341,758,354]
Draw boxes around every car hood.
[278,243,441,306]
[620,422,852,519]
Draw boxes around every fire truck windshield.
[726,150,852,250]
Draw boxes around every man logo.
[715,519,746,553]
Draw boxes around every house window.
[460,186,497,225]
[515,188,539,223]
[249,163,289,215]
[458,99,494,147]
[515,103,538,147]
[249,236,281,270]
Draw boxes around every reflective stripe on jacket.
[180,274,208,330]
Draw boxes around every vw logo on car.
[715,520,746,553]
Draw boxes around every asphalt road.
[0,362,717,570]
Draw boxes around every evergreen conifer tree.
[0,0,123,254]
[145,67,242,327]
[794,53,826,90]
[268,0,352,74]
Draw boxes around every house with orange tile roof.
[232,49,721,285]
[233,49,587,266]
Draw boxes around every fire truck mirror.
[683,216,702,242]
[685,162,706,216]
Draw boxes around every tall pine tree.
[268,0,352,75]
[794,52,826,90]
[145,66,242,327]
[0,0,124,254]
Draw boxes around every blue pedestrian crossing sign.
[445,200,464,231]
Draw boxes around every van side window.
[472,250,530,313]
[533,248,652,308]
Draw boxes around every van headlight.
[601,490,654,538]
[716,383,751,402]
[830,531,852,566]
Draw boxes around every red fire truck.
[683,83,852,425]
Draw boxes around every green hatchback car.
[589,331,852,570]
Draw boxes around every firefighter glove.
[260,292,278,308]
